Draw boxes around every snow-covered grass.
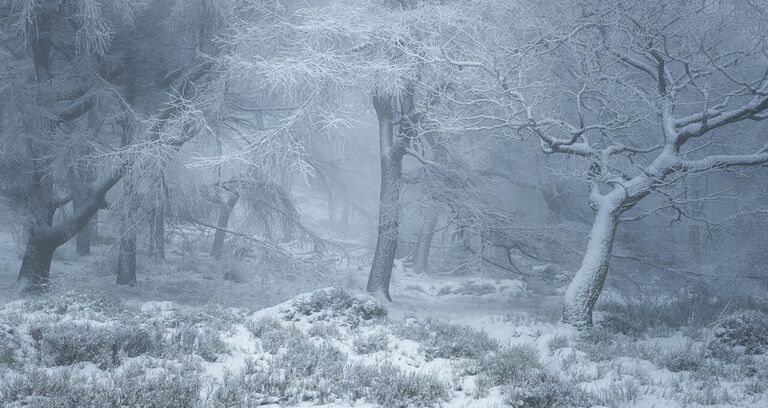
[1,231,767,407]
[2,283,767,407]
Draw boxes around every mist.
[1,1,767,407]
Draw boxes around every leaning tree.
[440,0,768,326]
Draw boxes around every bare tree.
[441,0,768,325]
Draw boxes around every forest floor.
[1,230,767,407]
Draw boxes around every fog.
[1,1,767,407]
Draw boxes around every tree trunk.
[562,199,622,327]
[413,212,438,274]
[16,170,117,292]
[75,208,92,256]
[117,233,137,286]
[17,233,56,291]
[117,175,138,286]
[210,193,239,259]
[148,206,165,260]
[366,92,406,301]
[366,154,401,300]
[91,210,100,244]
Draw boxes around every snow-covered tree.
[440,0,768,325]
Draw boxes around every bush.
[344,363,449,407]
[474,345,541,393]
[0,362,202,408]
[308,322,342,339]
[656,342,705,373]
[0,325,20,367]
[547,334,569,354]
[437,280,498,296]
[394,318,499,360]
[217,334,348,405]
[246,317,283,338]
[709,311,768,355]
[35,320,228,367]
[113,361,202,408]
[597,295,768,337]
[35,321,160,368]
[502,372,595,408]
[287,288,387,327]
[165,325,229,362]
[352,331,389,354]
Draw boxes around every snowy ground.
[1,231,767,407]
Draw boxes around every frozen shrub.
[547,334,569,354]
[308,322,342,339]
[572,327,627,362]
[259,325,306,354]
[287,288,387,327]
[404,284,427,294]
[597,295,768,337]
[709,311,768,355]
[0,325,20,367]
[0,368,105,407]
[161,304,241,332]
[114,361,202,408]
[35,319,228,367]
[0,362,202,408]
[352,331,389,354]
[246,316,283,338]
[344,363,449,407]
[437,280,497,296]
[35,321,160,368]
[502,372,595,408]
[532,264,570,285]
[166,324,228,362]
[394,318,499,360]
[474,345,541,394]
[224,337,348,404]
[35,291,127,319]
[656,342,706,373]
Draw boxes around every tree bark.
[210,192,240,259]
[562,198,622,327]
[17,178,116,292]
[366,92,407,301]
[75,196,93,256]
[117,173,138,286]
[148,206,165,260]
[17,233,56,290]
[117,233,137,286]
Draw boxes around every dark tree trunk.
[211,193,239,259]
[76,221,92,256]
[73,187,97,256]
[117,233,137,286]
[366,91,409,301]
[149,206,165,260]
[17,233,56,291]
[17,178,116,292]
[117,173,138,286]
[91,210,100,244]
